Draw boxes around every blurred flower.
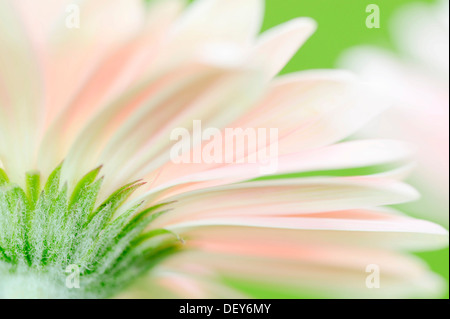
[339,0,449,226]
[0,0,447,298]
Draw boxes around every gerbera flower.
[0,0,447,299]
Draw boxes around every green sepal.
[0,165,180,299]
[26,171,41,210]
[0,168,9,186]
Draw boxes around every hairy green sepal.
[0,165,181,298]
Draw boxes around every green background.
[263,0,436,71]
[233,0,448,299]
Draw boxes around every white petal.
[251,18,317,80]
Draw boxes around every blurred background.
[227,0,449,298]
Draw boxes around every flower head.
[0,0,447,298]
